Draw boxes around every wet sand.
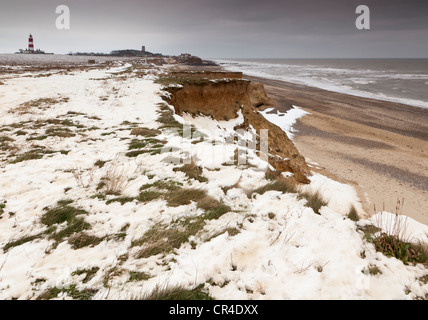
[244,75,428,225]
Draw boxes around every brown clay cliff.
[159,71,311,184]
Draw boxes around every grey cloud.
[0,0,427,57]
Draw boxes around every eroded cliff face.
[166,79,250,120]
[168,71,243,80]
[161,72,311,184]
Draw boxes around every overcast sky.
[1,0,427,58]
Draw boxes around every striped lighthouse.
[28,34,34,53]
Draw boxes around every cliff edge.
[159,71,311,184]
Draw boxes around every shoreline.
[176,64,428,225]
[242,74,428,225]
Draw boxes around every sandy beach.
[242,75,428,225]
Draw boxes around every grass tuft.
[248,179,297,198]
[173,159,208,183]
[136,283,212,300]
[40,200,92,248]
[128,271,151,282]
[41,202,88,227]
[37,284,98,300]
[360,211,428,266]
[156,104,182,131]
[298,191,327,215]
[130,127,161,137]
[3,233,43,252]
[372,233,428,265]
[11,148,56,164]
[68,232,104,250]
[347,205,360,221]
[164,188,206,207]
[72,267,100,283]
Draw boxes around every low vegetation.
[42,205,91,248]
[156,103,182,132]
[126,137,166,157]
[131,185,231,259]
[155,74,212,86]
[137,283,212,300]
[72,267,100,283]
[173,159,208,183]
[37,284,98,300]
[8,97,69,115]
[347,205,360,221]
[297,191,328,215]
[11,148,57,164]
[372,232,428,265]
[248,179,297,198]
[359,214,428,266]
[246,172,328,215]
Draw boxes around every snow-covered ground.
[0,62,427,300]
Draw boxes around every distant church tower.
[28,34,34,53]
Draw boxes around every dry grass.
[9,97,69,115]
[133,224,191,258]
[364,199,428,265]
[68,232,104,250]
[130,127,161,137]
[3,199,94,252]
[132,189,231,259]
[0,135,16,153]
[372,232,428,265]
[173,159,208,182]
[298,191,328,215]
[11,148,58,164]
[248,179,297,198]
[373,211,428,265]
[95,162,139,196]
[3,233,44,252]
[45,126,76,138]
[196,195,231,220]
[72,267,100,283]
[72,166,96,188]
[135,283,212,300]
[156,103,182,131]
[164,188,207,207]
[221,176,242,194]
[126,137,167,157]
[38,200,93,249]
[37,284,98,300]
[102,165,130,195]
[347,205,360,221]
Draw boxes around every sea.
[2,54,427,109]
[214,58,428,109]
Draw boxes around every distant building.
[110,45,157,57]
[110,49,145,57]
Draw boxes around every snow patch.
[258,106,310,139]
